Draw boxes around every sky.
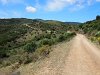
[0,0,100,22]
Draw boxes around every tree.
[96,15,100,20]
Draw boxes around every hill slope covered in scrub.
[80,15,100,44]
[0,18,76,68]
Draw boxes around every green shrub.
[44,33,52,39]
[36,45,50,56]
[40,38,50,45]
[24,42,37,52]
[39,38,56,46]
[0,48,9,58]
[58,32,76,42]
[58,34,66,42]
[95,31,100,37]
[97,37,100,44]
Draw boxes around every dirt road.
[1,34,100,75]
[14,34,100,75]
[62,34,100,75]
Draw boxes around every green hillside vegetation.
[0,18,33,25]
[0,18,76,67]
[80,15,100,44]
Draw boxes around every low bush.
[58,32,76,42]
[90,36,100,44]
[24,42,37,53]
[36,45,50,56]
[0,48,9,58]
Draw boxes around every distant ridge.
[0,18,81,25]
[64,22,81,25]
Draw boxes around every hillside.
[0,18,33,25]
[0,18,76,68]
[80,15,100,44]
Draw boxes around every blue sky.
[0,0,100,22]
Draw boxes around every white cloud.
[45,0,76,11]
[26,6,37,13]
[70,4,84,12]
[45,0,97,11]
[0,0,24,5]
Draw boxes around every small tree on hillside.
[96,15,100,20]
